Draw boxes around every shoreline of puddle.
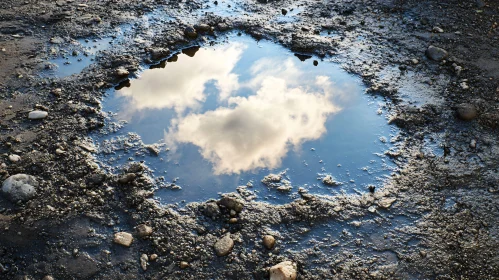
[88,33,402,204]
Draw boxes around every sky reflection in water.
[102,35,395,203]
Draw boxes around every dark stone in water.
[294,53,312,61]
[456,103,478,121]
[281,9,288,15]
[182,46,200,57]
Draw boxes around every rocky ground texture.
[0,0,498,279]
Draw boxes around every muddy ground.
[0,0,498,279]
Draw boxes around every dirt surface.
[0,0,498,279]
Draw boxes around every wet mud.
[0,0,498,279]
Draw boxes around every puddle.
[274,7,304,24]
[97,34,398,203]
[47,10,175,78]
[48,38,112,77]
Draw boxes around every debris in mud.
[322,174,341,186]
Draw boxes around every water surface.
[98,35,397,203]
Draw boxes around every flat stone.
[214,234,234,257]
[2,174,38,202]
[113,232,133,247]
[426,45,448,61]
[270,261,297,280]
[28,110,48,120]
[378,197,397,208]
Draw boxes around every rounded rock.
[1,174,38,202]
[28,110,48,120]
[136,224,153,238]
[426,45,448,61]
[270,261,297,280]
[8,154,21,162]
[214,234,234,257]
[184,26,198,39]
[456,103,478,121]
[180,261,189,269]
[263,235,276,250]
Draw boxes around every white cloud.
[165,76,340,174]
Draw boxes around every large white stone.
[1,174,38,202]
[28,110,48,120]
[270,261,297,280]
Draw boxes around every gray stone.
[456,103,478,121]
[150,47,170,60]
[2,174,38,202]
[204,202,221,217]
[184,26,198,39]
[28,110,48,120]
[214,234,234,257]
[136,224,153,238]
[8,154,21,162]
[426,46,448,61]
[140,254,148,271]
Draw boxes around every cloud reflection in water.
[117,42,346,174]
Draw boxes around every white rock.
[270,261,297,280]
[8,154,21,162]
[1,174,38,202]
[28,110,48,120]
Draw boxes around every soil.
[0,0,498,279]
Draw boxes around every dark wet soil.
[0,0,498,279]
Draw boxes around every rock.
[426,46,448,61]
[263,235,276,250]
[282,9,288,15]
[150,47,170,60]
[49,37,64,44]
[140,254,148,271]
[145,145,160,156]
[432,26,444,33]
[1,174,38,202]
[115,67,129,77]
[28,110,48,120]
[270,261,297,280]
[218,196,244,212]
[118,173,136,184]
[378,197,397,208]
[113,232,133,247]
[229,218,238,224]
[194,24,212,32]
[184,26,198,39]
[8,154,21,162]
[322,175,340,186]
[51,88,62,96]
[43,276,55,280]
[411,58,419,65]
[180,261,189,269]
[214,234,234,257]
[136,224,153,238]
[470,139,477,149]
[204,202,221,217]
[456,103,478,121]
[150,254,158,261]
